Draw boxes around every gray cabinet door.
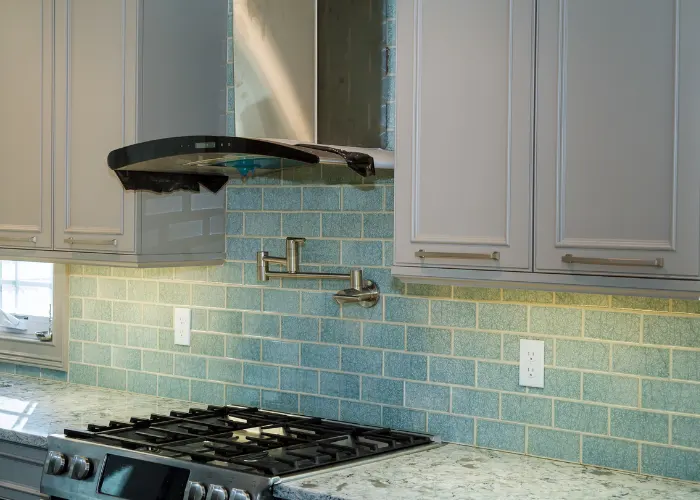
[394,0,535,271]
[535,0,700,277]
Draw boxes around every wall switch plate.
[174,308,191,346]
[519,339,544,388]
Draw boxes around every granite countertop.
[0,374,203,448]
[274,444,700,500]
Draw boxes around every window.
[0,260,53,319]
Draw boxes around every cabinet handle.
[561,254,664,268]
[0,236,37,243]
[416,250,500,261]
[64,237,118,247]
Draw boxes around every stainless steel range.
[40,405,434,500]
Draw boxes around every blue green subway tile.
[191,333,225,357]
[262,238,286,256]
[384,242,394,266]
[143,351,174,375]
[672,416,700,448]
[301,292,341,318]
[191,285,226,308]
[555,401,608,434]
[454,331,501,360]
[384,351,427,381]
[243,262,281,287]
[41,369,67,382]
[173,355,206,379]
[340,401,382,427]
[174,266,207,280]
[83,344,111,366]
[477,362,524,393]
[227,337,261,361]
[208,358,243,384]
[501,394,552,426]
[611,408,668,444]
[98,323,126,346]
[503,290,553,304]
[585,310,640,342]
[302,187,341,210]
[244,212,282,237]
[503,335,554,365]
[282,213,321,237]
[429,357,475,387]
[342,186,384,211]
[556,339,609,371]
[226,212,243,236]
[69,363,97,386]
[81,265,112,276]
[453,287,501,301]
[158,329,190,354]
[113,302,142,324]
[227,85,234,112]
[281,264,321,290]
[112,347,141,371]
[476,420,525,453]
[280,367,318,393]
[405,382,449,412]
[528,368,581,399]
[127,371,157,396]
[554,292,608,307]
[158,282,191,306]
[362,213,394,239]
[243,363,279,389]
[208,262,243,284]
[642,445,700,482]
[262,289,300,314]
[98,367,126,391]
[382,406,426,433]
[70,320,98,341]
[244,313,280,338]
[342,347,383,375]
[192,309,208,331]
[582,436,638,472]
[0,362,16,374]
[226,237,262,261]
[225,385,261,407]
[362,376,403,405]
[301,344,339,370]
[528,428,580,463]
[322,213,362,238]
[406,327,451,355]
[385,296,429,325]
[643,379,700,414]
[16,365,41,378]
[98,278,127,300]
[226,286,262,311]
[262,187,301,210]
[478,303,527,332]
[261,390,299,413]
[341,298,384,321]
[361,268,404,295]
[262,340,300,366]
[127,326,158,349]
[318,265,353,292]
[70,276,97,296]
[384,185,394,210]
[227,187,262,210]
[191,380,226,406]
[427,414,473,445]
[363,323,404,350]
[611,296,669,312]
[644,315,700,348]
[612,345,669,378]
[69,342,83,362]
[281,316,319,342]
[430,300,476,329]
[83,299,112,321]
[671,300,700,315]
[406,284,452,298]
[127,280,158,302]
[301,240,341,265]
[142,304,174,328]
[341,241,383,266]
[321,319,361,345]
[319,372,359,399]
[110,268,142,278]
[583,373,638,407]
[530,307,581,337]
[143,268,173,280]
[209,310,243,334]
[70,298,83,318]
[300,395,339,419]
[672,350,700,381]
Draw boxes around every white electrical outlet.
[519,339,544,388]
[174,307,191,346]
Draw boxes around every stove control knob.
[45,451,67,475]
[70,456,93,480]
[230,489,252,500]
[206,485,228,500]
[187,482,207,500]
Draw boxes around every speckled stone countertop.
[274,444,700,500]
[0,374,203,448]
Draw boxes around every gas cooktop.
[40,405,434,500]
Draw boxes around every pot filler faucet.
[257,237,380,308]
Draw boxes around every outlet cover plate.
[519,339,544,388]
[174,307,191,346]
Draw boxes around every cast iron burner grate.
[64,405,433,476]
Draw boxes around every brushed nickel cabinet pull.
[64,237,118,247]
[562,254,664,268]
[416,250,500,261]
[0,236,37,243]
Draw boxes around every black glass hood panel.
[107,136,376,193]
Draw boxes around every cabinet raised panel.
[535,0,700,277]
[394,0,534,271]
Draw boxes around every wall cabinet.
[394,0,700,296]
[0,0,228,267]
